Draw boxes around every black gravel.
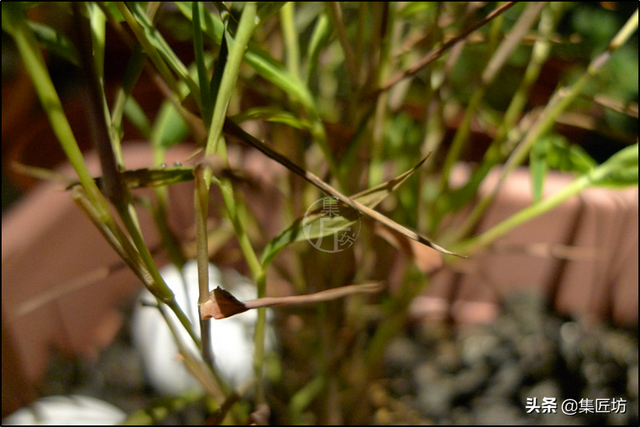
[382,292,638,425]
[36,291,638,425]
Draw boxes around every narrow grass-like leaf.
[261,155,438,267]
[223,120,461,257]
[110,43,147,148]
[280,2,300,78]
[529,137,549,203]
[122,96,152,139]
[192,1,212,128]
[118,3,199,106]
[208,23,229,114]
[151,101,190,148]
[304,11,331,84]
[204,3,258,159]
[544,134,597,174]
[591,143,638,188]
[65,166,197,191]
[257,2,287,24]
[459,143,639,256]
[175,3,316,118]
[112,167,195,190]
[231,106,312,130]
[28,21,79,65]
[89,3,106,83]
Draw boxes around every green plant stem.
[435,2,546,228]
[252,273,268,401]
[327,2,357,89]
[455,153,632,255]
[157,302,228,401]
[194,164,215,369]
[205,2,258,160]
[7,7,189,332]
[117,202,200,343]
[194,3,269,399]
[454,9,638,253]
[4,4,105,213]
[377,2,517,93]
[368,3,395,188]
[289,376,326,424]
[218,176,267,402]
[444,2,564,244]
[280,2,300,79]
[305,11,331,85]
[115,3,182,102]
[192,1,213,128]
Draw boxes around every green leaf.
[305,11,331,84]
[151,101,190,148]
[123,96,152,139]
[257,2,287,24]
[530,134,599,202]
[544,134,597,174]
[591,143,638,188]
[209,20,229,115]
[231,106,312,130]
[192,1,212,127]
[261,157,429,268]
[175,2,316,112]
[224,119,459,257]
[529,137,549,203]
[28,21,79,65]
[120,3,198,104]
[66,166,195,191]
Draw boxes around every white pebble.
[2,395,125,425]
[131,260,276,396]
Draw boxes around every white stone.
[2,395,125,425]
[131,260,275,396]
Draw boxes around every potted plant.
[2,2,637,423]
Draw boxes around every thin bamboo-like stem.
[74,3,200,347]
[327,2,358,89]
[194,164,214,368]
[436,2,546,219]
[4,4,105,212]
[205,3,258,160]
[444,2,564,244]
[194,1,269,403]
[455,8,638,254]
[456,145,637,255]
[193,1,212,128]
[376,2,516,94]
[368,3,395,188]
[280,2,300,79]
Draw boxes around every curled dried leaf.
[201,287,249,320]
[200,282,384,320]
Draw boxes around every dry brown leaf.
[200,282,384,320]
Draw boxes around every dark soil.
[37,291,637,425]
